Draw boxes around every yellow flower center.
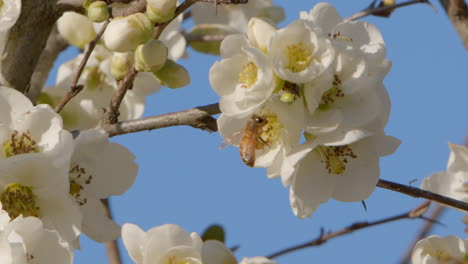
[69,164,93,206]
[314,145,357,175]
[238,62,258,89]
[0,183,41,219]
[284,42,312,73]
[3,130,40,157]
[318,75,344,110]
[258,113,283,148]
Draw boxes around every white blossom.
[0,210,73,264]
[421,143,468,203]
[412,235,468,264]
[282,133,400,218]
[269,20,334,84]
[103,13,153,52]
[68,129,138,242]
[239,257,276,264]
[0,0,21,31]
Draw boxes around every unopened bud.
[57,12,96,49]
[153,59,190,89]
[87,1,109,23]
[146,0,177,23]
[103,13,153,52]
[135,40,168,72]
[247,17,276,53]
[111,52,134,80]
[280,92,295,103]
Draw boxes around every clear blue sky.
[49,1,468,263]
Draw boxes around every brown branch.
[104,103,220,136]
[153,0,199,39]
[27,25,69,103]
[346,0,435,21]
[439,0,468,51]
[399,204,445,264]
[266,201,431,259]
[56,0,146,17]
[0,0,58,93]
[102,199,122,264]
[55,20,110,113]
[377,179,468,211]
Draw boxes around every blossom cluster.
[211,2,400,218]
[0,86,139,262]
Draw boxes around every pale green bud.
[135,40,168,72]
[187,24,237,55]
[111,52,134,80]
[103,13,153,52]
[280,92,295,103]
[153,59,190,89]
[87,1,109,23]
[57,12,96,49]
[247,17,276,53]
[146,0,177,23]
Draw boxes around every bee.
[239,114,268,167]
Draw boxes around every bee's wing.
[218,131,243,150]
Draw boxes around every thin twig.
[104,103,220,136]
[346,0,435,21]
[153,0,199,39]
[377,179,468,211]
[399,204,445,264]
[102,199,122,264]
[266,201,431,259]
[54,20,110,113]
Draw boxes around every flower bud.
[247,17,276,53]
[111,52,134,80]
[87,1,109,23]
[103,13,153,52]
[135,40,167,72]
[146,0,177,23]
[280,92,295,103]
[152,59,190,89]
[258,6,285,23]
[187,24,237,55]
[57,12,96,49]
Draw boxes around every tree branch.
[0,0,58,93]
[266,201,431,259]
[27,25,69,103]
[102,199,122,264]
[377,179,468,211]
[439,0,468,51]
[54,20,110,113]
[346,0,435,21]
[104,103,220,136]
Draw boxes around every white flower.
[0,211,73,264]
[421,143,468,203]
[103,13,153,52]
[122,223,204,264]
[0,0,21,31]
[247,17,277,53]
[146,0,177,23]
[135,40,168,72]
[411,235,468,264]
[57,12,97,49]
[0,86,82,243]
[210,35,275,118]
[122,223,243,264]
[301,2,389,78]
[239,257,276,264]
[281,133,400,218]
[191,0,284,33]
[269,20,334,84]
[68,129,138,242]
